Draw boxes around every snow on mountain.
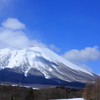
[0,47,97,84]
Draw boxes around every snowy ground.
[51,98,84,100]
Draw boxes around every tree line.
[0,84,82,100]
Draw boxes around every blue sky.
[0,0,100,74]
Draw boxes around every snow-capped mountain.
[0,47,97,88]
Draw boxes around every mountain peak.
[0,47,96,84]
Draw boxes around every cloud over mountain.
[0,18,46,49]
[2,18,25,30]
[61,46,100,62]
[61,46,100,72]
[50,44,60,52]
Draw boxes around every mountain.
[0,47,97,88]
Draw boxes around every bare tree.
[82,80,93,100]
[91,78,100,100]
[83,78,100,100]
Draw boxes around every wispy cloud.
[0,0,12,10]
[0,0,8,3]
[98,74,100,76]
[0,18,46,49]
[74,62,93,72]
[50,44,60,52]
[0,0,12,3]
[61,46,100,72]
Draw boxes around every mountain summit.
[0,47,97,88]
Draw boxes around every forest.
[0,84,82,100]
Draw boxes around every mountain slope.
[0,47,97,87]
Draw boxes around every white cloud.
[50,44,60,52]
[61,46,100,72]
[0,29,29,48]
[2,18,25,30]
[0,18,46,49]
[62,46,100,63]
